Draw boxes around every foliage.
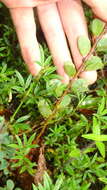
[9,134,38,175]
[0,116,14,176]
[0,179,21,190]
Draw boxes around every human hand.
[1,0,98,84]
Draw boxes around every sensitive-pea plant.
[1,13,107,190]
[33,18,107,145]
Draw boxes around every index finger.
[10,7,41,75]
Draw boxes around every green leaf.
[46,79,66,98]
[96,38,107,53]
[0,3,3,8]
[38,183,44,190]
[55,84,65,97]
[54,175,64,190]
[44,56,52,66]
[15,135,23,147]
[91,19,105,36]
[23,134,27,145]
[32,184,38,190]
[102,186,107,190]
[8,144,19,149]
[81,183,91,190]
[43,172,52,189]
[99,177,107,184]
[38,99,52,118]
[84,56,103,71]
[98,96,105,114]
[20,165,27,174]
[6,180,14,190]
[12,155,23,160]
[40,45,45,65]
[69,148,81,158]
[59,95,71,108]
[25,74,32,89]
[93,116,100,135]
[64,61,76,77]
[11,161,23,168]
[12,86,24,93]
[78,36,91,56]
[36,61,42,67]
[13,123,31,134]
[72,79,88,93]
[82,134,107,141]
[96,142,105,158]
[83,147,96,154]
[0,159,8,170]
[15,70,24,87]
[16,115,30,123]
[28,133,36,144]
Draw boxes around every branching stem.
[35,25,107,145]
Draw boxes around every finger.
[37,3,73,83]
[1,0,59,8]
[10,7,41,75]
[58,0,97,84]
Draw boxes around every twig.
[10,83,34,123]
[34,25,107,145]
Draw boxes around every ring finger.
[57,0,97,84]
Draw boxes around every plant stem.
[10,67,46,123]
[10,83,34,123]
[35,25,107,145]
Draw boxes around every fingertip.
[21,46,41,76]
[27,62,41,76]
[79,70,97,85]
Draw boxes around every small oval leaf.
[7,180,14,190]
[59,95,71,108]
[64,61,76,77]
[38,99,52,118]
[96,38,107,53]
[91,19,105,36]
[84,56,103,71]
[78,36,91,56]
[72,79,88,94]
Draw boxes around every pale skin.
[0,0,107,84]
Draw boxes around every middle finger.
[37,2,73,83]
